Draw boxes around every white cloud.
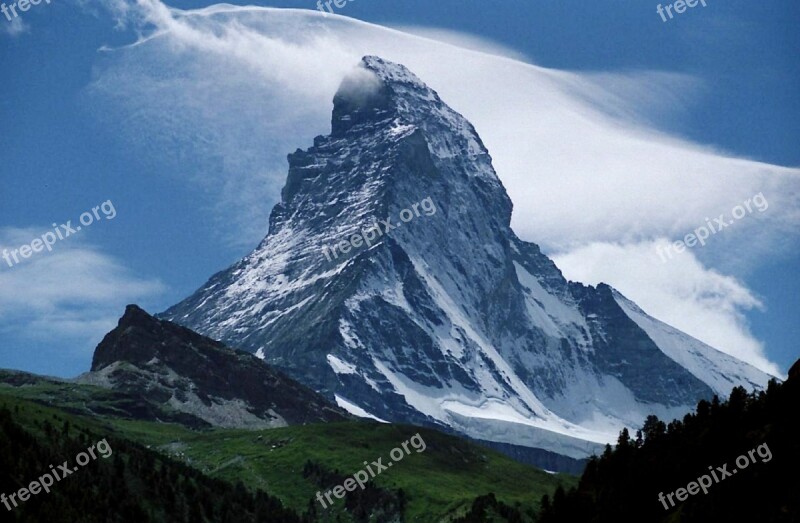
[391,25,529,62]
[0,16,29,37]
[0,227,164,351]
[84,1,799,372]
[552,240,781,376]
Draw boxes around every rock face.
[83,305,348,428]
[161,56,775,457]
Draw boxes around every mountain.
[0,384,576,521]
[536,358,799,523]
[77,305,348,429]
[0,305,576,520]
[161,56,775,459]
[0,397,302,522]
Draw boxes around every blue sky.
[0,0,797,377]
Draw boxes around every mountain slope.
[0,390,576,521]
[78,305,348,429]
[162,56,775,458]
[537,359,799,523]
[0,395,302,522]
[612,290,771,396]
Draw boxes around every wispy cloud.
[83,1,799,373]
[391,25,530,62]
[0,16,29,37]
[552,240,781,377]
[0,227,164,351]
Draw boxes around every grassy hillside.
[0,396,301,522]
[0,379,575,521]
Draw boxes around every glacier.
[161,56,776,459]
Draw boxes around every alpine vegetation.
[322,196,437,262]
[658,442,773,510]
[1,439,113,512]
[315,433,426,509]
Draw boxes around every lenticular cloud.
[88,1,798,375]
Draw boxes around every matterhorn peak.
[162,56,774,463]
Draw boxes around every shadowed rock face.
[87,305,349,428]
[160,56,774,457]
[790,359,800,381]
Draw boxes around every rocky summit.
[161,56,775,458]
[82,305,348,429]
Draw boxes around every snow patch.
[334,394,388,422]
[613,290,773,395]
[327,354,357,375]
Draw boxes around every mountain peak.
[87,306,349,428]
[361,55,427,89]
[331,56,493,170]
[119,303,160,327]
[92,304,225,372]
[162,57,773,459]
[330,55,434,138]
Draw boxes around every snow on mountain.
[613,290,770,396]
[161,56,776,459]
[81,305,349,429]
